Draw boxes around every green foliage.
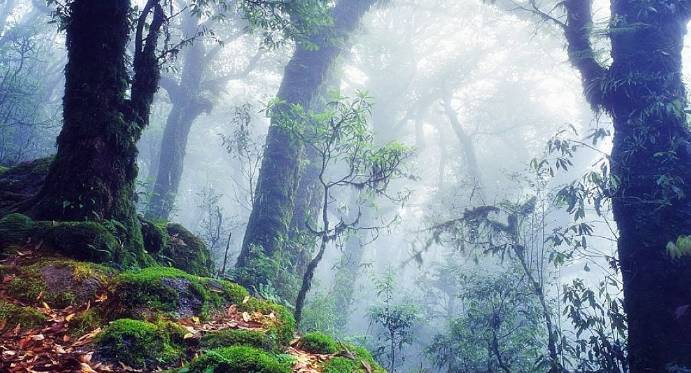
[426,270,544,372]
[96,319,185,369]
[0,300,47,330]
[666,235,691,259]
[368,269,419,371]
[562,279,627,371]
[272,92,412,197]
[300,331,339,354]
[300,292,339,336]
[201,329,279,352]
[182,345,290,373]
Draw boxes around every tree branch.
[563,0,607,109]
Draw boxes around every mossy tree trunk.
[562,1,691,370]
[236,0,377,298]
[28,0,165,263]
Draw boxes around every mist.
[1,0,690,372]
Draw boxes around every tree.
[369,268,419,372]
[527,1,691,370]
[270,93,411,326]
[23,0,166,262]
[145,10,263,221]
[235,0,378,298]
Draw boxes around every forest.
[0,0,689,372]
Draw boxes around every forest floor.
[0,251,341,373]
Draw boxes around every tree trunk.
[146,16,207,221]
[236,0,377,292]
[28,0,164,264]
[562,1,691,370]
[29,0,143,251]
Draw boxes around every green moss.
[96,319,185,369]
[300,331,338,354]
[0,300,47,330]
[183,346,290,373]
[6,259,113,308]
[322,344,385,373]
[201,329,279,352]
[0,165,8,175]
[157,223,212,276]
[0,214,128,264]
[113,267,248,319]
[69,309,102,337]
[0,213,35,248]
[239,298,296,347]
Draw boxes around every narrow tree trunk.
[146,16,207,221]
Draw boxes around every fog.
[3,0,691,371]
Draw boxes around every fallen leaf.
[30,334,45,341]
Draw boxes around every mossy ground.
[322,345,385,373]
[182,345,292,373]
[0,300,47,330]
[201,328,280,352]
[0,247,383,372]
[299,331,339,354]
[96,319,186,369]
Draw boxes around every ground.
[0,248,384,372]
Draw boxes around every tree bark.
[561,1,691,370]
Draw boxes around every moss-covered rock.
[0,157,51,212]
[110,267,247,319]
[201,329,279,352]
[157,223,212,276]
[140,217,168,255]
[0,300,47,330]
[6,259,114,308]
[95,319,185,369]
[322,344,386,373]
[182,345,290,373]
[299,331,339,354]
